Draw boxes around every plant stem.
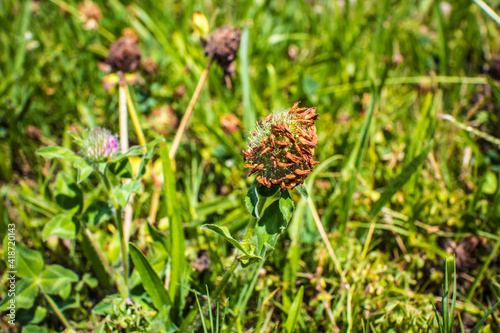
[466,237,500,300]
[170,59,213,159]
[114,201,129,291]
[212,259,240,300]
[41,289,72,328]
[361,217,376,261]
[118,77,128,153]
[124,84,146,147]
[438,113,500,147]
[473,0,500,26]
[84,228,115,281]
[99,170,112,195]
[181,198,272,332]
[99,171,129,294]
[307,197,344,279]
[148,188,161,223]
[180,258,240,332]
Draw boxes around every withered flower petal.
[243,102,320,190]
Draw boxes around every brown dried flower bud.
[220,113,241,134]
[243,102,320,190]
[174,85,186,98]
[148,106,178,136]
[107,34,141,72]
[142,57,158,77]
[79,2,102,31]
[203,26,241,77]
[288,45,299,60]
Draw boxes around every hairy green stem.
[41,289,72,328]
[212,259,240,300]
[114,203,128,290]
[84,227,115,281]
[180,191,277,331]
[99,170,112,195]
[180,259,240,332]
[99,171,129,295]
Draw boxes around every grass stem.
[180,259,240,332]
[99,171,129,296]
[41,290,72,328]
[118,81,129,153]
[124,84,146,147]
[473,0,500,26]
[148,188,161,223]
[439,113,500,147]
[466,238,500,300]
[170,59,213,159]
[114,201,129,294]
[84,227,115,282]
[307,197,344,279]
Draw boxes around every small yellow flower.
[191,12,209,37]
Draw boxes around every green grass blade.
[449,260,457,331]
[129,243,171,310]
[444,258,449,332]
[470,301,500,333]
[369,143,433,220]
[206,286,214,333]
[239,27,256,133]
[341,86,376,225]
[467,239,500,300]
[159,142,186,305]
[195,293,208,333]
[80,230,111,289]
[235,259,265,321]
[284,286,304,333]
[13,0,31,74]
[431,301,444,333]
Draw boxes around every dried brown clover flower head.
[220,113,241,134]
[79,2,102,31]
[107,34,141,72]
[203,26,241,77]
[243,102,319,190]
[148,105,178,136]
[142,57,158,77]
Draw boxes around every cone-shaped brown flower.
[243,102,320,190]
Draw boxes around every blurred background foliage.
[1,0,500,331]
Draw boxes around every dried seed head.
[81,128,118,163]
[288,45,299,60]
[220,113,241,134]
[243,102,319,190]
[148,106,178,136]
[107,33,141,72]
[142,57,158,77]
[79,2,102,31]
[203,26,241,77]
